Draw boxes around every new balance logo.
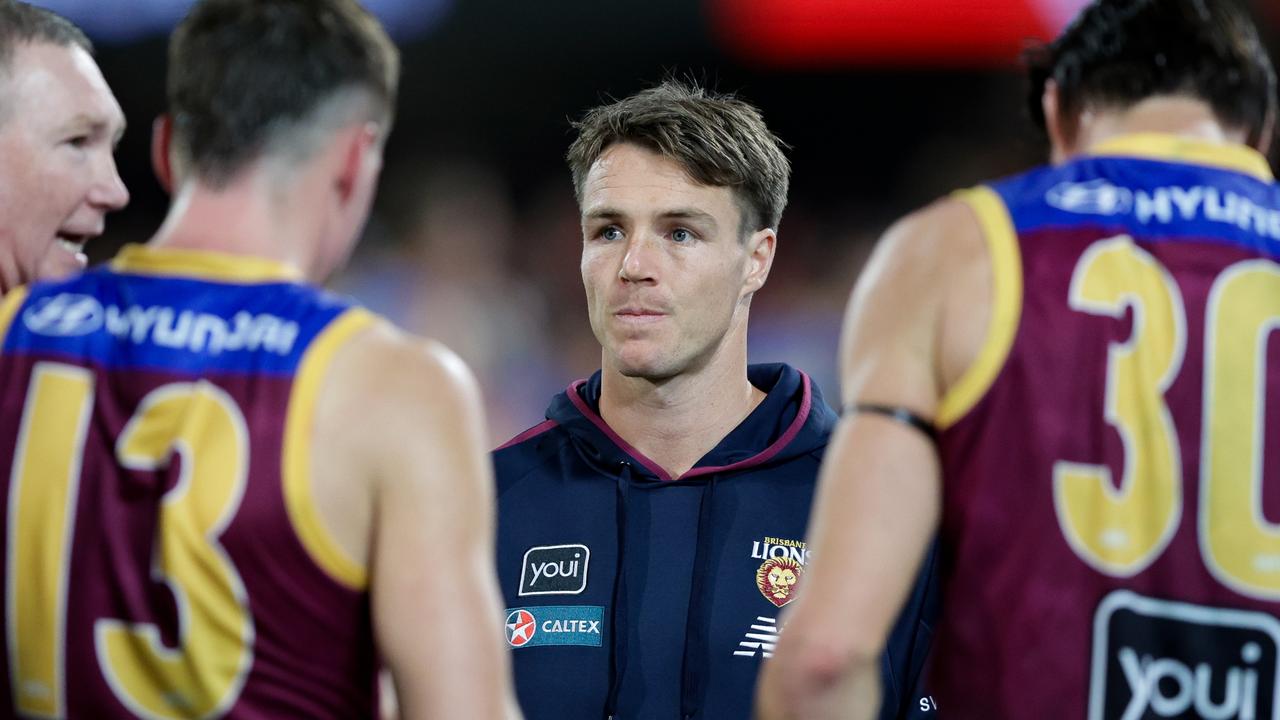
[734,616,778,658]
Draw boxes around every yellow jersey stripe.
[937,188,1023,429]
[111,244,304,283]
[1090,133,1273,181]
[0,287,31,347]
[282,308,377,590]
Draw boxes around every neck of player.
[145,163,341,281]
[597,321,766,479]
[1070,96,1253,160]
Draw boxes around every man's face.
[0,42,128,292]
[579,143,772,381]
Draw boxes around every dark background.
[47,0,1280,442]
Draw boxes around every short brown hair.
[567,81,791,233]
[168,0,400,185]
[0,0,92,71]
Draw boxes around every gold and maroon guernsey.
[935,134,1280,719]
[0,245,380,719]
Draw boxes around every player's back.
[937,134,1280,718]
[0,245,379,719]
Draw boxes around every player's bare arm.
[757,198,988,720]
[313,321,521,720]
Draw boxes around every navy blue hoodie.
[494,364,938,719]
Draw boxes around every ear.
[1254,106,1276,156]
[151,115,174,193]
[742,227,776,296]
[1042,80,1078,164]
[335,122,382,206]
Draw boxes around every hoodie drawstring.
[604,463,631,720]
[678,475,719,720]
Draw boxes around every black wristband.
[843,403,939,444]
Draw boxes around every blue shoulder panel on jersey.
[3,268,355,375]
[991,156,1280,258]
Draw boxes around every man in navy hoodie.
[493,80,937,720]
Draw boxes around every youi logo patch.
[1046,179,1134,216]
[519,544,589,596]
[1089,590,1280,720]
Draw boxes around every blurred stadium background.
[33,0,1280,444]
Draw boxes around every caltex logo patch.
[505,609,537,647]
[502,606,604,649]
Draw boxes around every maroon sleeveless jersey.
[0,246,380,718]
[935,134,1280,719]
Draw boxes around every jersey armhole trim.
[0,287,30,346]
[282,307,377,591]
[936,187,1023,430]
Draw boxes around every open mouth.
[56,233,89,264]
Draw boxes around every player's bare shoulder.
[851,196,986,326]
[318,317,485,468]
[306,315,491,572]
[873,196,985,281]
[934,195,996,392]
[344,319,477,407]
[842,196,990,407]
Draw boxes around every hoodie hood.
[492,363,852,719]
[544,363,836,484]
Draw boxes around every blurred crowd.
[75,0,1278,446]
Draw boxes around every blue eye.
[672,228,692,243]
[601,227,623,241]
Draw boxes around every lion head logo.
[756,557,804,608]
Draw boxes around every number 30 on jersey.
[1055,234,1280,600]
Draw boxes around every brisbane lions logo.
[756,557,804,608]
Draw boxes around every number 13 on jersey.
[7,362,254,719]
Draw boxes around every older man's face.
[0,41,128,294]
